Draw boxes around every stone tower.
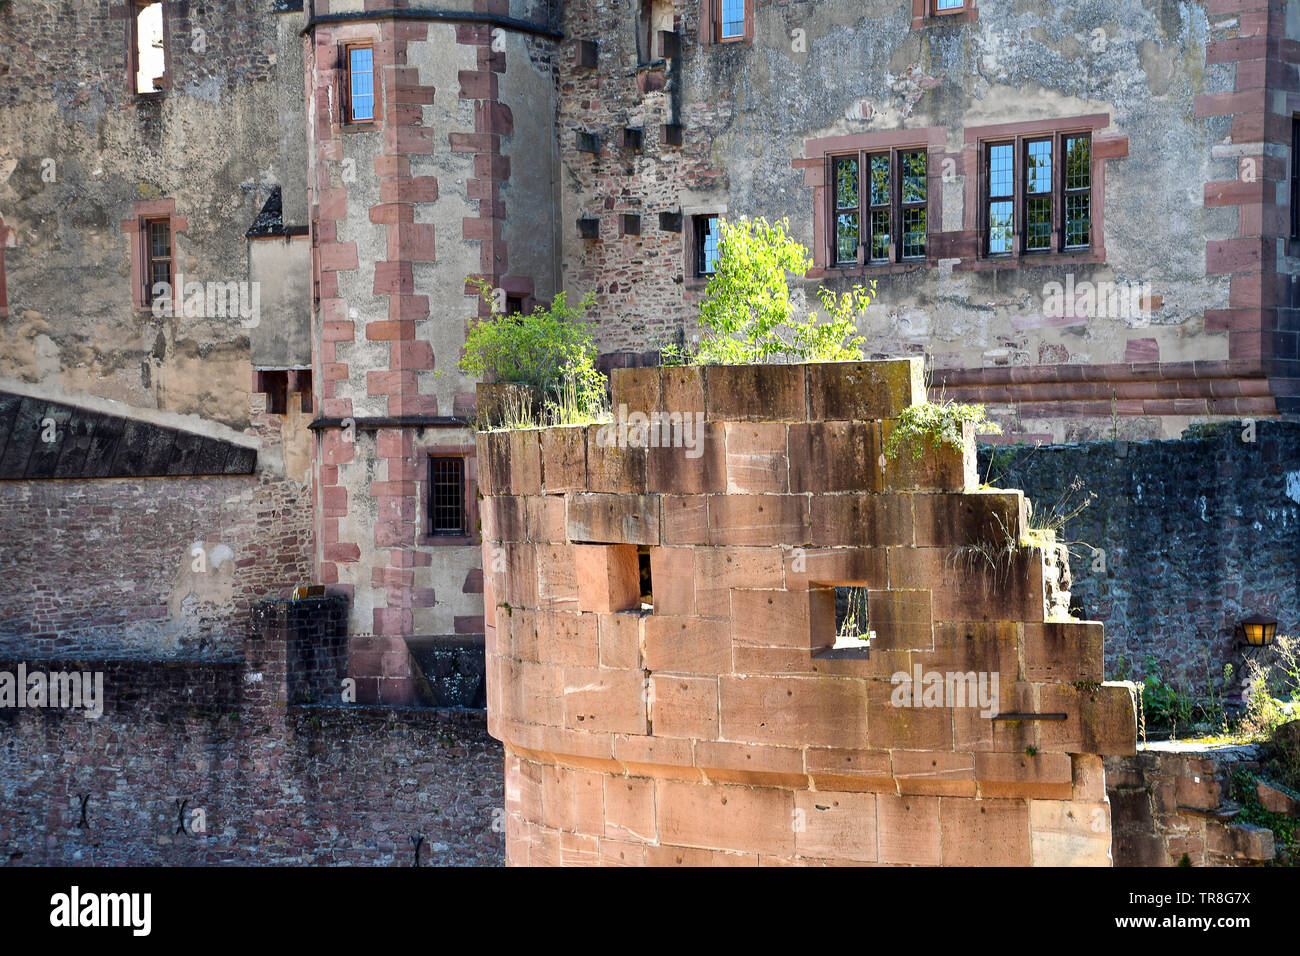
[302,1,562,701]
[478,359,1138,865]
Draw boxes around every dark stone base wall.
[1105,747,1276,867]
[979,421,1300,685]
[0,599,504,866]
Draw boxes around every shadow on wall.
[978,421,1300,687]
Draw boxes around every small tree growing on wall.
[459,279,608,427]
[691,216,875,365]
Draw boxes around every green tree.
[695,216,874,364]
[459,280,606,420]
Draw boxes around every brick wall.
[479,359,1139,866]
[0,598,504,866]
[0,403,313,659]
[979,420,1300,685]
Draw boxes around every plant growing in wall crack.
[694,217,875,364]
[884,399,999,460]
[460,279,609,428]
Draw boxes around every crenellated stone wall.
[479,358,1139,866]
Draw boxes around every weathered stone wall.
[554,0,1300,436]
[0,598,505,866]
[0,3,317,658]
[480,359,1138,865]
[979,420,1300,685]
[0,396,314,659]
[1106,744,1277,866]
[0,0,308,429]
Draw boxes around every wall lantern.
[1237,614,1278,650]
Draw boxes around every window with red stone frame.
[828,147,930,268]
[699,0,753,45]
[978,129,1095,259]
[955,114,1114,271]
[912,0,977,27]
[120,200,185,312]
[418,447,479,546]
[341,42,376,125]
[799,127,944,276]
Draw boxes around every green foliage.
[884,400,1000,461]
[1230,767,1298,863]
[694,217,873,364]
[460,280,607,424]
[835,586,870,644]
[1139,655,1198,736]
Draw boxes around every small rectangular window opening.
[638,545,653,610]
[695,214,721,275]
[145,218,171,304]
[133,2,166,94]
[719,0,746,40]
[834,585,872,649]
[429,457,466,536]
[345,45,375,123]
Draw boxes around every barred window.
[429,457,466,536]
[145,219,171,304]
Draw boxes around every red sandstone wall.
[480,359,1139,865]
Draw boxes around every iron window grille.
[429,457,466,536]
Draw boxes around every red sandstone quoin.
[479,358,1139,866]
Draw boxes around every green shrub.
[694,217,873,365]
[884,400,999,461]
[459,280,607,425]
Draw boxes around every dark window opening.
[132,2,167,94]
[429,457,466,536]
[638,545,653,609]
[694,214,720,276]
[344,44,375,123]
[831,147,927,266]
[505,295,525,315]
[637,0,673,63]
[145,218,171,304]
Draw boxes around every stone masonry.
[478,358,1139,865]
